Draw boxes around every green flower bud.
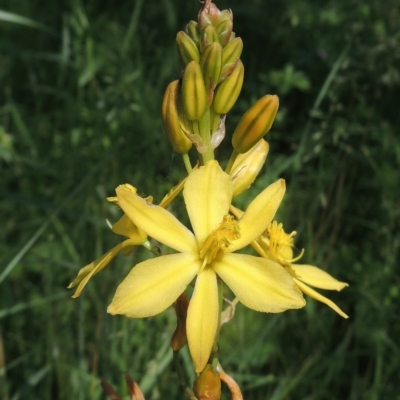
[222,37,243,66]
[216,19,233,47]
[200,25,219,52]
[176,31,200,65]
[186,20,200,45]
[213,60,244,114]
[181,61,208,121]
[232,94,279,153]
[200,42,223,96]
[161,80,192,154]
[219,9,233,23]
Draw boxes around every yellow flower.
[107,161,305,373]
[68,187,148,298]
[256,221,349,319]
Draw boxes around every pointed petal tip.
[107,304,118,315]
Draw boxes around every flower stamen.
[267,221,304,265]
[199,214,240,266]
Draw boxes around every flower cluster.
[69,1,348,397]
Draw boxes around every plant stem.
[182,153,193,174]
[225,149,239,174]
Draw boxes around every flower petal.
[292,264,348,291]
[231,139,269,197]
[228,179,285,252]
[108,253,200,317]
[116,185,197,253]
[293,278,349,318]
[213,253,305,312]
[112,214,147,243]
[187,268,219,373]
[68,239,136,298]
[184,161,233,247]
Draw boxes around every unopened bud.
[162,80,192,154]
[215,19,233,47]
[231,139,269,197]
[222,37,243,66]
[218,9,233,23]
[176,31,200,65]
[182,61,208,120]
[213,60,244,114]
[198,0,221,30]
[201,25,219,51]
[193,365,221,400]
[186,20,200,45]
[232,95,279,153]
[200,42,223,97]
[170,292,189,351]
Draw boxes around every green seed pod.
[161,80,192,154]
[200,25,219,52]
[222,37,243,66]
[176,31,200,65]
[232,94,279,153]
[186,20,200,45]
[181,61,208,121]
[213,60,244,114]
[200,42,223,96]
[215,19,233,47]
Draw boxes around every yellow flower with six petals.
[107,161,305,372]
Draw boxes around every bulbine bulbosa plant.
[69,1,348,398]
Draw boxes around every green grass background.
[1,0,400,399]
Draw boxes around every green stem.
[198,110,215,164]
[225,149,239,174]
[211,112,221,136]
[182,153,193,174]
[142,240,163,256]
[173,351,197,400]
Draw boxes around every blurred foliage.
[1,0,399,399]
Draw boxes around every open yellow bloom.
[256,221,349,318]
[108,161,305,372]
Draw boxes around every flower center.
[267,221,303,265]
[199,214,240,266]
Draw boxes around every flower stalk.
[69,1,349,398]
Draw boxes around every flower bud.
[213,60,244,114]
[176,31,200,65]
[182,61,208,120]
[162,80,192,154]
[193,365,221,400]
[232,94,279,153]
[198,0,221,30]
[215,19,233,47]
[222,37,243,66]
[200,25,219,52]
[219,9,233,23]
[200,42,223,96]
[230,139,269,197]
[170,292,189,351]
[186,20,200,45]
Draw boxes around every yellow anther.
[199,214,240,265]
[266,221,304,264]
